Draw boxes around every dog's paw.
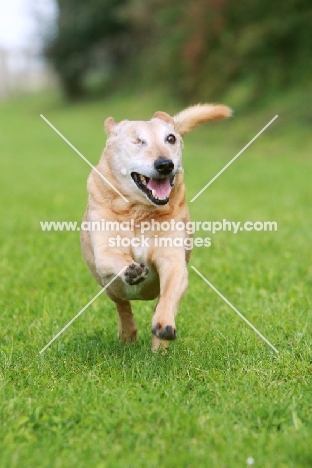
[119,327,138,343]
[124,262,149,285]
[152,335,169,353]
[152,322,177,341]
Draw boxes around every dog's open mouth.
[131,172,175,205]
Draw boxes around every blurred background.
[1,0,311,106]
[0,1,56,97]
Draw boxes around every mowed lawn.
[0,88,311,468]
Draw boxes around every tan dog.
[81,104,231,350]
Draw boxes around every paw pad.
[124,263,149,285]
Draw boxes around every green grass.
[0,87,311,468]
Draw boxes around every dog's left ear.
[173,104,232,136]
[152,111,175,127]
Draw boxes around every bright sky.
[0,0,57,49]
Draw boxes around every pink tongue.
[146,178,172,198]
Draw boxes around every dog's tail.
[173,104,232,136]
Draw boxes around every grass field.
[0,87,311,468]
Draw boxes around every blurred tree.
[124,0,312,102]
[44,0,128,99]
[45,0,312,102]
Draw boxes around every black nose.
[154,158,174,175]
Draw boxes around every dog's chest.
[131,243,149,264]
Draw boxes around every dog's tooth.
[152,189,157,198]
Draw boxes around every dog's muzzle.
[131,171,175,206]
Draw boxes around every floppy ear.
[104,117,116,135]
[152,111,175,127]
[173,104,232,136]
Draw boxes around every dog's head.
[102,104,231,206]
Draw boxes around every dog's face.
[103,112,183,206]
[102,104,232,206]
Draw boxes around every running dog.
[81,104,231,350]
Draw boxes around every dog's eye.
[133,137,146,145]
[166,134,176,144]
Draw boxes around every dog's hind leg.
[115,300,138,342]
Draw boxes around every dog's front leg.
[89,228,149,286]
[95,248,149,286]
[151,252,188,351]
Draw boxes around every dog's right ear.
[104,117,116,135]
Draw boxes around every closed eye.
[133,137,146,145]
